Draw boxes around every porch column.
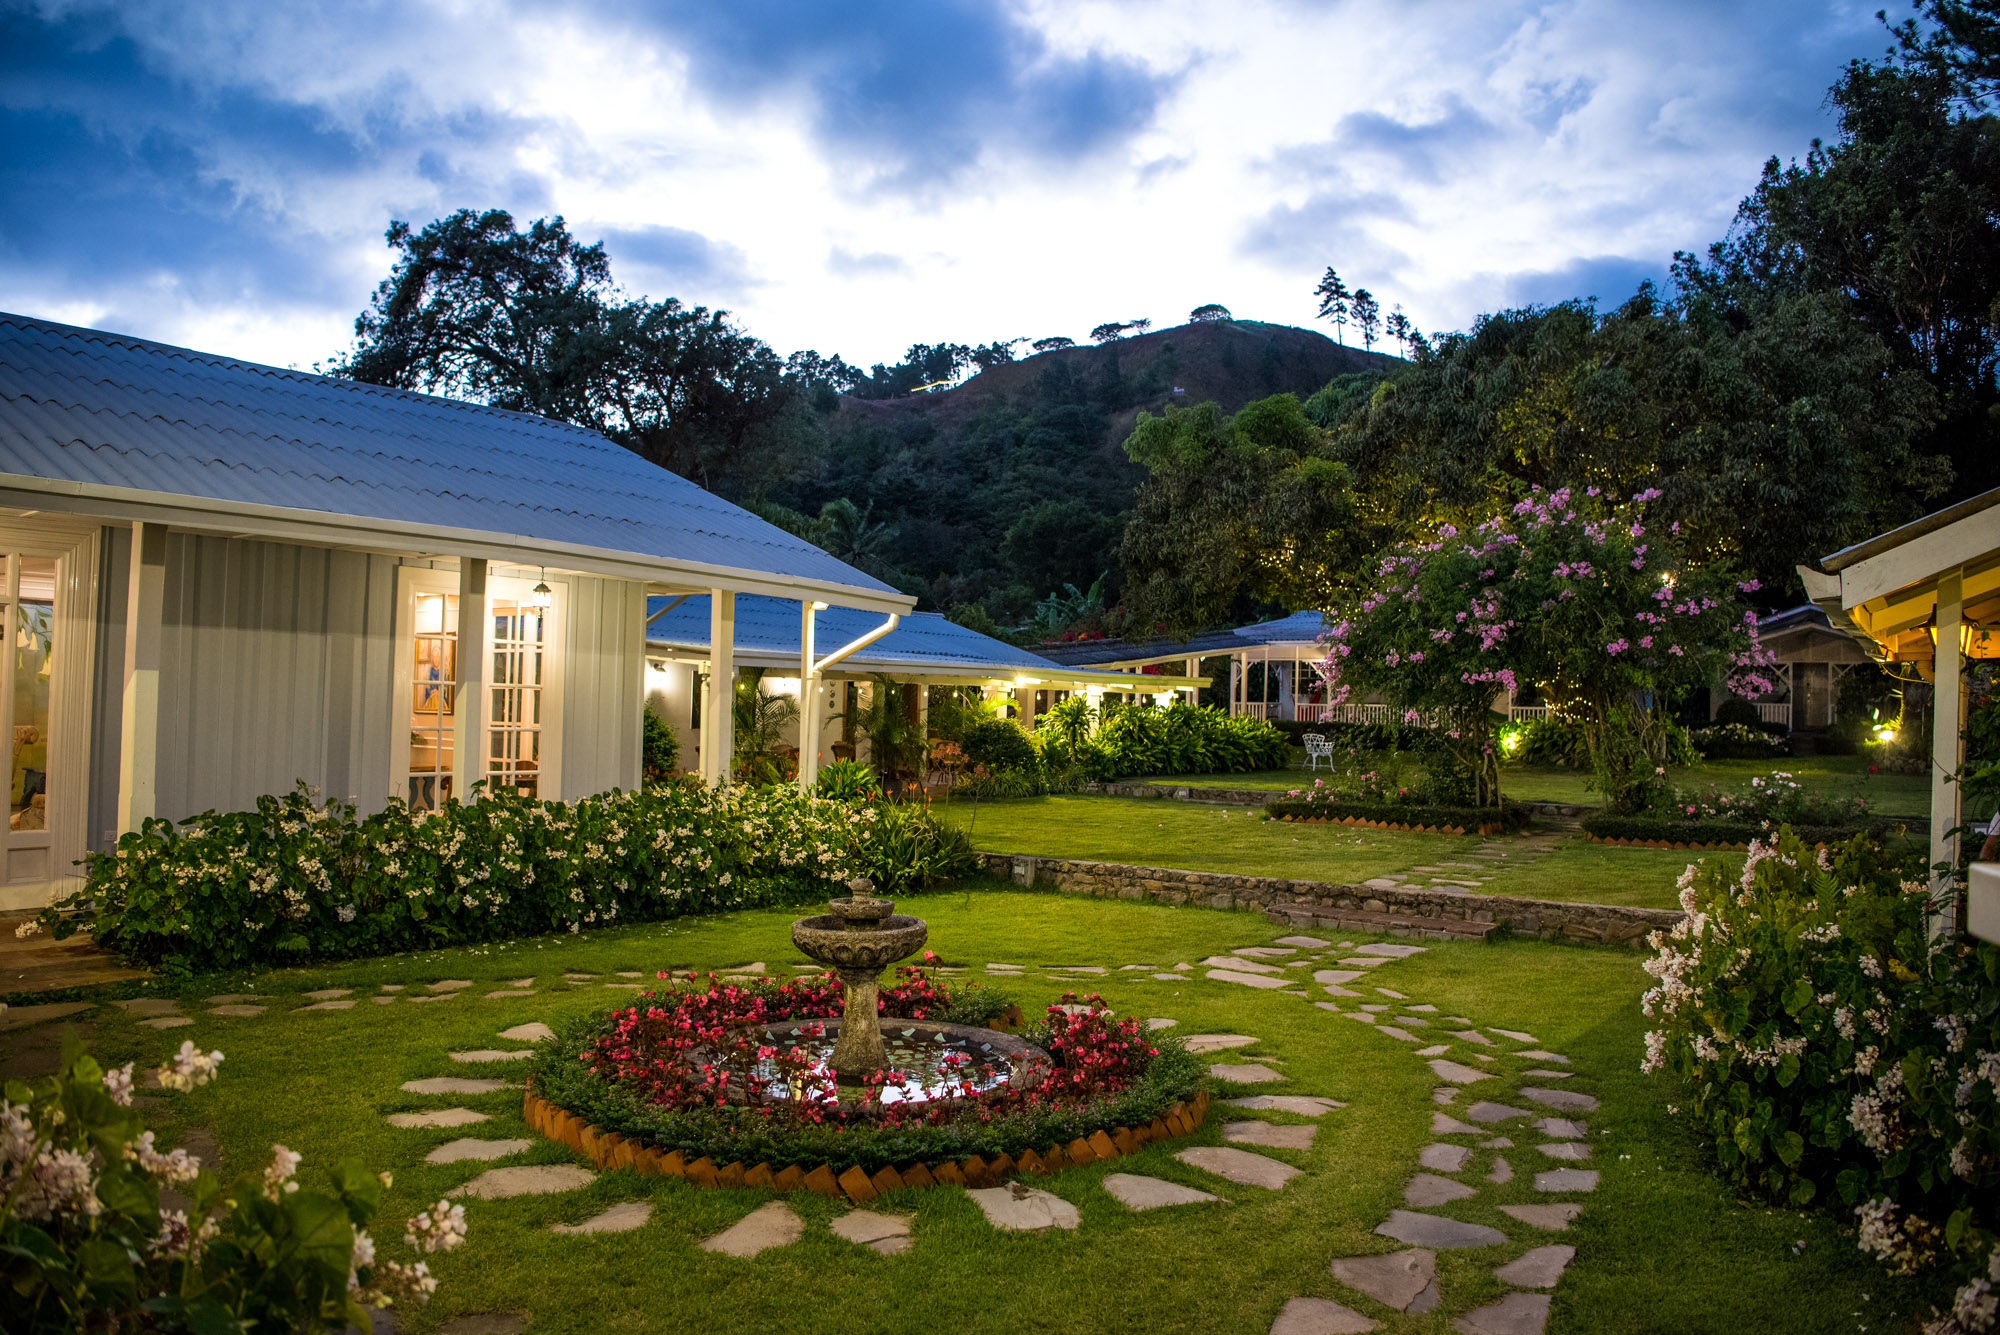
[797,601,821,792]
[1933,572,1966,926]
[1085,684,1104,731]
[1014,682,1036,725]
[451,558,489,802]
[116,522,166,833]
[701,590,735,786]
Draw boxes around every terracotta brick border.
[522,1085,1211,1204]
[1586,834,1749,851]
[1275,813,1483,836]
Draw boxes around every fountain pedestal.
[790,880,928,1081]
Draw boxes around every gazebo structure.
[643,595,1204,786]
[1716,605,1876,732]
[1800,486,2000,912]
[1035,612,1339,720]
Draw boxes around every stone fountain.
[790,879,929,1079]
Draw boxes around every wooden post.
[116,522,166,833]
[451,558,489,802]
[1933,571,1966,933]
[797,601,820,791]
[702,591,735,786]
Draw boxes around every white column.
[1084,684,1104,731]
[1934,572,1966,927]
[797,601,821,791]
[116,522,166,833]
[450,558,489,802]
[1014,682,1036,725]
[701,590,735,786]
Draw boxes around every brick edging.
[1586,834,1750,851]
[523,1085,1211,1204]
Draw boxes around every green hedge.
[34,781,975,973]
[1263,797,1531,833]
[1034,702,1289,781]
[1580,811,1905,846]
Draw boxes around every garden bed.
[1263,797,1532,836]
[1580,812,1906,848]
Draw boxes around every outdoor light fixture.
[530,568,553,608]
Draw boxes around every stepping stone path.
[387,1108,489,1129]
[1184,1033,1260,1053]
[1145,1018,1178,1030]
[301,990,351,1002]
[1455,1293,1552,1335]
[425,1138,531,1164]
[210,1005,266,1017]
[402,1077,516,1095]
[1269,1297,1378,1334]
[1521,1088,1597,1113]
[1466,1102,1531,1123]
[1177,1146,1301,1189]
[1500,1204,1582,1231]
[1223,1121,1316,1150]
[830,1210,913,1254]
[1490,1029,1537,1043]
[450,1049,534,1063]
[449,1165,595,1200]
[1230,1095,1346,1115]
[1418,1144,1471,1172]
[1533,1169,1598,1193]
[1273,936,1330,948]
[702,1200,805,1255]
[552,1202,651,1235]
[1536,1143,1590,1161]
[1210,1063,1283,1084]
[1428,1060,1493,1085]
[1405,1173,1477,1206]
[1209,969,1291,989]
[1493,1245,1574,1288]
[498,1023,555,1042]
[1329,1248,1438,1313]
[436,1313,530,1335]
[1487,1156,1514,1185]
[967,1184,1080,1232]
[300,1001,355,1012]
[1433,1113,1480,1135]
[1102,1173,1223,1210]
[1233,947,1295,958]
[1535,1118,1586,1139]
[1202,955,1285,973]
[1376,1210,1507,1249]
[1315,970,1366,985]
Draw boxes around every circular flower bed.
[529,966,1205,1177]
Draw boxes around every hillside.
[771,319,1400,622]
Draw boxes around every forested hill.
[769,320,1397,623]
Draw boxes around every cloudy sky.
[1,0,1895,372]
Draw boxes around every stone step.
[1264,903,1497,941]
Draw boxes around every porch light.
[530,569,553,608]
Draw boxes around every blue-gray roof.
[1032,610,1330,667]
[647,595,1062,675]
[1233,611,1331,642]
[0,312,900,603]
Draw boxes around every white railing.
[1293,703,1335,723]
[1239,702,1269,719]
[1508,705,1550,722]
[1755,702,1793,729]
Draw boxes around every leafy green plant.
[2,1036,464,1333]
[641,709,680,784]
[815,759,882,803]
[1692,722,1790,760]
[834,675,924,782]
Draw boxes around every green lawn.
[48,892,1946,1334]
[940,794,1704,908]
[1143,752,1933,816]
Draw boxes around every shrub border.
[1264,799,1531,836]
[1579,813,1905,848]
[521,1083,1211,1204]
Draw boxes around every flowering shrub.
[2,1036,463,1333]
[1649,772,1873,829]
[1641,828,2000,1331]
[1317,485,1770,810]
[535,980,1202,1173]
[31,780,974,972]
[1265,777,1530,833]
[1692,721,1790,760]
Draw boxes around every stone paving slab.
[1455,1292,1551,1335]
[1334,958,1389,968]
[1146,1018,1178,1030]
[1269,1296,1378,1334]
[379,985,406,992]
[143,1016,194,1028]
[1487,1156,1514,1184]
[1536,1142,1590,1161]
[701,1200,806,1254]
[552,1201,652,1235]
[1153,973,1185,981]
[1484,1137,1514,1149]
[1404,1004,1439,1013]
[1433,1113,1480,1135]
[371,996,397,1006]
[428,980,474,993]
[1233,947,1296,959]
[1416,1044,1451,1057]
[1465,1102,1531,1123]
[1273,936,1331,948]
[499,1023,555,1042]
[402,1077,517,1095]
[1517,1051,1569,1064]
[387,1108,489,1129]
[1534,1118,1586,1139]
[435,1311,530,1334]
[1418,1143,1472,1172]
[1329,1248,1437,1313]
[1354,944,1426,957]
[1177,1146,1302,1189]
[1449,1030,1494,1046]
[1202,955,1286,974]
[830,1209,914,1253]
[1102,1173,1223,1210]
[1403,1173,1476,1206]
[1375,1210,1506,1249]
[1314,970,1366,985]
[1521,1088,1597,1113]
[1533,1169,1598,1193]
[1499,1204,1582,1231]
[449,1165,595,1200]
[1209,970,1293,990]
[1522,1070,1572,1080]
[1489,1029,1538,1043]
[1209,1062,1285,1084]
[301,989,351,1002]
[300,1000,356,1011]
[210,1005,266,1017]
[1224,1121,1317,1150]
[1229,1095,1346,1116]
[1493,1244,1574,1288]
[450,1050,535,1063]
[1376,1026,1420,1042]
[1344,1012,1377,1024]
[425,1138,532,1164]
[1184,1034,1260,1053]
[1427,1060,1493,1085]
[409,994,458,1004]
[484,990,535,999]
[0,1001,96,1032]
[967,1185,1081,1231]
[115,998,180,1015]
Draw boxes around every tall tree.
[1314,267,1351,343]
[1386,306,1412,356]
[1351,289,1381,350]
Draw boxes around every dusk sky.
[2,0,1899,373]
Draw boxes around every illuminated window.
[408,592,457,810]
[487,597,546,799]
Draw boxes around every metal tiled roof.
[0,312,900,602]
[647,595,1062,675]
[1033,611,1330,667]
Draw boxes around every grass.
[55,891,1949,1334]
[938,794,1703,909]
[1143,751,1932,816]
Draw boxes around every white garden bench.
[1302,733,1333,770]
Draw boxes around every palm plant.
[832,674,923,783]
[731,668,800,785]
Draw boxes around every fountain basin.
[789,912,928,972]
[703,1019,1050,1106]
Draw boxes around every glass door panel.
[487,598,545,799]
[8,556,54,839]
[408,592,457,810]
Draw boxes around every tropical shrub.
[1088,702,1287,778]
[815,759,882,803]
[1499,717,1590,767]
[1266,779,1530,833]
[1641,829,2000,1327]
[640,709,680,784]
[533,974,1203,1174]
[1692,721,1791,759]
[3,1036,465,1334]
[961,718,1039,773]
[29,781,971,972]
[1714,696,1769,729]
[846,800,978,891]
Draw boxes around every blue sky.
[0,0,1894,371]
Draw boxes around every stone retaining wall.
[977,852,1681,947]
[1079,782,1592,827]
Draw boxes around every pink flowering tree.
[1318,486,1774,810]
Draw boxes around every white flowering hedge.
[1642,827,2000,1333]
[32,781,975,973]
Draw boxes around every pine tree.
[1351,289,1381,350]
[1386,306,1412,356]
[1313,267,1350,344]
